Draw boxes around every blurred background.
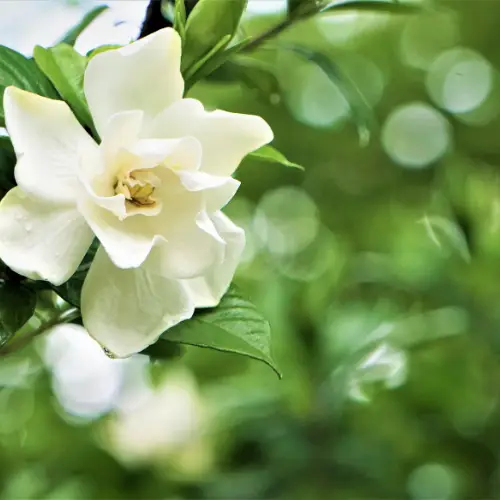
[1,0,500,498]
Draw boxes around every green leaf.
[0,136,16,190]
[174,0,187,39]
[320,0,421,14]
[419,215,471,262]
[281,44,375,146]
[142,340,184,360]
[184,37,250,92]
[58,5,109,46]
[162,286,281,377]
[181,0,247,74]
[33,44,93,129]
[0,45,58,127]
[87,44,121,60]
[249,145,304,170]
[0,283,36,347]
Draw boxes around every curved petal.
[147,211,225,280]
[84,28,183,137]
[81,247,194,357]
[147,98,273,176]
[78,197,161,269]
[183,212,245,308]
[0,188,93,285]
[4,87,96,204]
[176,170,240,211]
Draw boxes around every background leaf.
[181,0,247,73]
[0,282,36,347]
[33,44,92,129]
[0,45,58,127]
[161,286,281,377]
[58,5,109,46]
[249,145,304,170]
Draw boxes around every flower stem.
[0,307,80,357]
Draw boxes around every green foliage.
[184,37,251,92]
[33,44,92,129]
[0,45,58,127]
[173,0,187,39]
[58,5,109,46]
[0,281,36,347]
[162,286,281,377]
[0,137,15,190]
[249,145,304,170]
[281,44,375,146]
[320,0,421,14]
[181,0,247,74]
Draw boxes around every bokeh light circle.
[382,102,451,169]
[427,47,493,114]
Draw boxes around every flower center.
[114,170,159,208]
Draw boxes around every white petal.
[176,170,240,211]
[78,197,161,269]
[84,28,183,137]
[147,98,273,176]
[0,188,93,285]
[129,137,201,171]
[183,212,245,308]
[4,87,96,204]
[147,211,225,280]
[81,247,194,357]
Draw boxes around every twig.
[0,307,80,357]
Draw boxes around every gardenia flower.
[0,28,273,356]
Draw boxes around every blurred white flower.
[0,28,273,356]
[106,369,209,469]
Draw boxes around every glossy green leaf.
[58,5,109,46]
[0,283,36,347]
[0,45,58,127]
[33,44,93,129]
[162,286,281,377]
[181,0,247,73]
[174,0,187,39]
[249,145,304,170]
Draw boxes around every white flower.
[0,28,273,356]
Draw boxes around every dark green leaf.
[320,0,421,14]
[181,0,247,73]
[162,286,281,377]
[0,282,36,347]
[0,45,58,127]
[59,5,109,46]
[33,44,93,128]
[142,340,184,360]
[249,145,304,170]
[0,136,16,190]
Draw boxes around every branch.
[0,307,80,357]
